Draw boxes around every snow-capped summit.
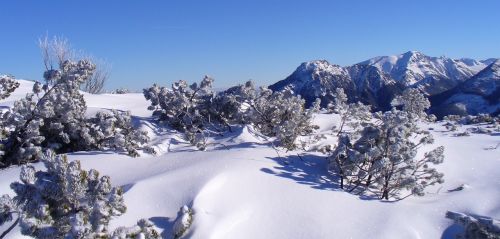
[269,60,355,107]
[360,51,488,95]
[296,60,345,75]
[269,60,403,110]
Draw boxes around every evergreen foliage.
[0,75,20,100]
[327,109,444,200]
[144,78,320,150]
[0,151,159,239]
[0,60,151,168]
[329,88,372,136]
[391,88,430,119]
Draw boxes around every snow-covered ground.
[1,80,499,239]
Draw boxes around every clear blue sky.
[1,0,499,90]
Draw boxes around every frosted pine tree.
[144,76,215,150]
[0,151,159,239]
[328,88,371,136]
[111,219,159,239]
[246,87,320,150]
[0,75,20,100]
[144,78,320,151]
[0,60,151,168]
[208,80,258,131]
[328,109,445,200]
[0,150,126,238]
[391,88,430,119]
[87,110,154,157]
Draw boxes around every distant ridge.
[269,51,499,116]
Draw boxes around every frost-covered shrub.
[113,88,130,94]
[446,211,500,239]
[144,76,215,150]
[469,127,492,135]
[0,60,150,168]
[208,80,257,130]
[464,114,496,125]
[144,78,320,151]
[0,151,159,239]
[391,88,430,119]
[87,110,154,157]
[444,115,463,123]
[172,205,193,239]
[248,87,320,150]
[328,109,445,200]
[454,131,471,137]
[328,88,372,135]
[111,219,159,239]
[0,151,125,238]
[0,75,20,100]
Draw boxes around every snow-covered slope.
[432,59,500,116]
[360,51,489,95]
[1,80,499,238]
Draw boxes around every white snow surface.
[0,80,499,239]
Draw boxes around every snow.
[1,80,499,238]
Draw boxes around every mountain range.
[269,51,499,117]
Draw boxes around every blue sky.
[1,0,499,90]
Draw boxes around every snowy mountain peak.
[297,60,345,76]
[359,51,490,94]
[402,50,425,60]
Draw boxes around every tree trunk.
[0,216,19,239]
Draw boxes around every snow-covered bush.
[391,88,430,120]
[0,75,20,100]
[111,219,159,239]
[446,211,500,239]
[207,80,257,130]
[38,35,108,93]
[172,205,193,239]
[328,88,371,135]
[0,60,150,168]
[463,114,496,125]
[113,88,130,94]
[0,151,125,238]
[248,87,320,150]
[454,131,471,137]
[0,151,159,239]
[144,76,215,150]
[444,115,463,123]
[328,109,445,200]
[87,110,154,157]
[144,78,320,151]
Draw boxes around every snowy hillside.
[1,79,498,239]
[431,60,500,116]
